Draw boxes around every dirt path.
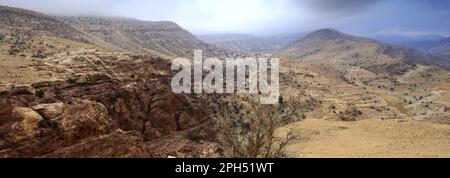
[277,119,450,158]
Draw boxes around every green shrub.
[186,132,202,142]
[36,90,45,99]
[38,119,48,128]
[216,147,225,157]
[67,78,77,84]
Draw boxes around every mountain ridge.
[278,28,450,73]
[59,16,221,58]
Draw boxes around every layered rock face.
[0,50,217,158]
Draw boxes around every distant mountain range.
[405,38,450,59]
[197,33,306,53]
[373,34,446,44]
[373,34,450,59]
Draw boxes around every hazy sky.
[1,0,450,37]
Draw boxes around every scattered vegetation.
[7,35,29,56]
[214,95,308,158]
[32,48,46,58]
[339,107,363,121]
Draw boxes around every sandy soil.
[0,56,53,85]
[277,119,450,158]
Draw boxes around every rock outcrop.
[0,50,217,158]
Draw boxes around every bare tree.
[214,95,305,158]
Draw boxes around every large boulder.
[8,106,43,142]
[0,99,114,157]
[56,99,114,143]
[31,102,65,120]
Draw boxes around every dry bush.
[213,95,306,158]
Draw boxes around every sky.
[1,0,450,37]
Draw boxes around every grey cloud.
[0,0,450,36]
[295,0,385,15]
[0,0,123,16]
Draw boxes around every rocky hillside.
[278,29,450,74]
[0,6,222,158]
[277,29,450,124]
[0,6,108,46]
[0,49,221,158]
[60,16,222,58]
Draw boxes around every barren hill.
[59,16,221,58]
[0,6,110,46]
[279,28,450,74]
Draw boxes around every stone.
[31,102,65,120]
[9,106,43,141]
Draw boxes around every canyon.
[0,5,449,158]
